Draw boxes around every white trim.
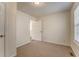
[16,40,31,48]
[71,46,77,57]
[8,53,16,57]
[43,40,70,47]
[71,41,79,57]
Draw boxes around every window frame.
[74,5,79,44]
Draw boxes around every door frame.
[0,2,6,57]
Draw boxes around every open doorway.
[30,19,42,41]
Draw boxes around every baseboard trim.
[32,39,42,41]
[42,40,70,47]
[70,46,76,57]
[5,53,16,57]
[10,54,16,57]
[16,40,31,48]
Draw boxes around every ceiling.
[17,2,73,18]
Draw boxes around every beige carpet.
[17,40,75,57]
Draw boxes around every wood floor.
[17,40,75,57]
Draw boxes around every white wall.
[16,11,31,47]
[5,3,17,57]
[31,19,42,41]
[71,3,79,57]
[40,11,71,46]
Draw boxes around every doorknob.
[0,35,4,38]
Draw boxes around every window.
[74,6,79,42]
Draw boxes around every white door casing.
[0,3,5,57]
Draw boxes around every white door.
[0,3,5,56]
[31,20,42,41]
